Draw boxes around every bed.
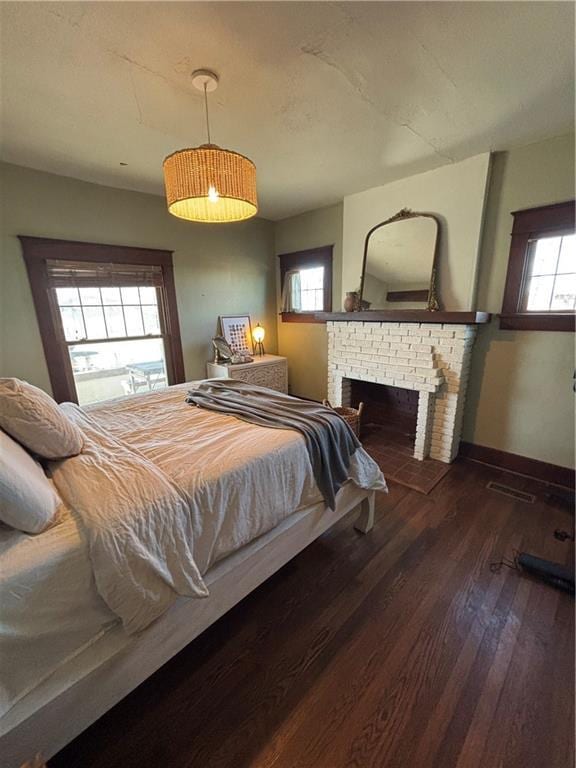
[0,382,386,766]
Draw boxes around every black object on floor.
[554,528,575,542]
[517,552,575,594]
[545,486,575,510]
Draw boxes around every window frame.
[500,200,575,332]
[20,236,185,403]
[278,245,333,323]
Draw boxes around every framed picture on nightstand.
[220,315,254,355]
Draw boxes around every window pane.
[60,306,86,341]
[69,338,167,406]
[124,306,144,336]
[525,275,554,311]
[557,234,576,274]
[299,267,324,290]
[121,287,140,305]
[142,305,161,335]
[79,287,101,306]
[551,274,576,311]
[56,287,80,307]
[139,286,157,305]
[298,267,324,311]
[300,289,324,311]
[57,283,164,340]
[104,306,126,337]
[101,287,122,305]
[83,306,107,339]
[529,236,561,275]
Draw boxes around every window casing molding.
[278,245,333,323]
[19,236,185,403]
[500,200,575,332]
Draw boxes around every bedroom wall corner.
[462,133,576,469]
[274,203,343,402]
[0,162,277,394]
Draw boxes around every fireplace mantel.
[318,311,491,324]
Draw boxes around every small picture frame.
[219,315,254,355]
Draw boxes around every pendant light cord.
[203,82,212,145]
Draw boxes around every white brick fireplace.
[327,320,478,463]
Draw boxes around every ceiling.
[1,2,574,220]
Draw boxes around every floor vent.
[487,481,535,503]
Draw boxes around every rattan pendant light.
[163,70,257,223]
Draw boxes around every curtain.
[281,269,302,312]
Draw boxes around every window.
[278,245,333,322]
[20,237,185,404]
[521,234,575,312]
[501,200,575,331]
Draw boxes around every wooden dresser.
[206,354,288,394]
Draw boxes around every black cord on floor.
[490,550,521,574]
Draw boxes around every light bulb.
[252,324,265,343]
[208,185,219,203]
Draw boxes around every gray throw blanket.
[186,379,360,510]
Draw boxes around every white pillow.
[0,378,84,459]
[0,430,61,533]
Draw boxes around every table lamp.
[252,323,265,356]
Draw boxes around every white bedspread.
[52,404,209,634]
[88,386,385,573]
[0,383,385,719]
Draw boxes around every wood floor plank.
[50,462,574,768]
[406,498,523,768]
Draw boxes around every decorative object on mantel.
[359,207,441,313]
[344,291,360,312]
[252,323,266,356]
[344,291,371,312]
[220,314,254,356]
[163,70,257,223]
[323,399,364,437]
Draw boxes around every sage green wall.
[463,134,575,469]
[274,135,574,469]
[0,163,277,394]
[2,138,573,470]
[275,203,343,401]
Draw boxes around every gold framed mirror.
[359,208,441,312]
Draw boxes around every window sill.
[499,313,575,332]
[280,312,329,324]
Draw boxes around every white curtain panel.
[281,270,302,312]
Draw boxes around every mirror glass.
[361,214,438,310]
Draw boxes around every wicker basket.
[322,400,364,437]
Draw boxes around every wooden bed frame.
[1,485,375,767]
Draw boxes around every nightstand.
[206,354,288,393]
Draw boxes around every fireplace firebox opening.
[349,379,419,455]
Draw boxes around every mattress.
[0,383,385,721]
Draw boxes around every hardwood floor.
[50,460,574,768]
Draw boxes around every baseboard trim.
[459,442,574,490]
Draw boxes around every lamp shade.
[252,323,265,343]
[163,144,257,223]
